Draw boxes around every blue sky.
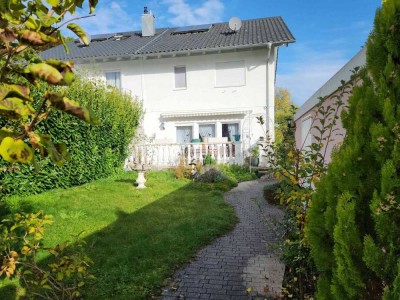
[74,0,381,105]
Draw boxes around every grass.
[1,170,238,299]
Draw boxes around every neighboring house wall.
[294,48,366,164]
[295,91,350,164]
[82,48,275,151]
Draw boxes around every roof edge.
[73,41,294,64]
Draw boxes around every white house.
[41,8,295,167]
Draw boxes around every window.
[215,61,245,87]
[176,126,192,143]
[301,117,312,148]
[105,71,121,89]
[174,66,186,89]
[199,124,216,139]
[222,123,239,142]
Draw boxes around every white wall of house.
[80,48,276,152]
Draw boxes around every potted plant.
[250,145,260,167]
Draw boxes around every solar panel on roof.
[173,24,212,34]
[91,33,114,41]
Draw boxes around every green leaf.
[42,285,52,290]
[24,63,64,85]
[46,0,60,7]
[0,137,34,163]
[19,29,58,45]
[36,9,59,27]
[0,128,14,143]
[67,23,89,45]
[0,0,9,12]
[89,0,98,13]
[56,272,64,281]
[45,59,75,85]
[75,0,84,8]
[0,97,34,118]
[47,93,99,124]
[55,142,70,161]
[25,16,40,30]
[30,133,66,166]
[58,30,69,54]
[0,83,32,102]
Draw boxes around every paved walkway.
[161,178,285,300]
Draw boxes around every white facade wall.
[80,48,275,153]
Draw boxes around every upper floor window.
[215,61,245,87]
[105,71,121,89]
[174,66,187,89]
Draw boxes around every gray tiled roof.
[41,17,295,61]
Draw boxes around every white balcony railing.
[125,141,243,169]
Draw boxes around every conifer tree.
[306,0,400,298]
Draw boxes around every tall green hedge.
[306,1,400,298]
[0,78,143,197]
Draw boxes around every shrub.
[306,1,400,298]
[196,167,227,183]
[173,157,192,179]
[0,78,143,197]
[218,164,257,182]
[263,182,280,206]
[195,166,238,192]
[203,154,216,165]
[0,2,108,298]
[259,76,349,298]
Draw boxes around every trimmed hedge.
[0,78,143,197]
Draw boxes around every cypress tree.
[306,0,400,298]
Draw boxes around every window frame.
[174,65,187,90]
[199,123,216,139]
[301,115,313,149]
[222,122,240,142]
[104,70,122,90]
[176,125,193,143]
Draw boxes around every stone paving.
[161,178,285,300]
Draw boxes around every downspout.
[266,42,273,63]
[266,42,273,140]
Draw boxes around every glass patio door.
[222,123,239,141]
[199,124,216,139]
[176,126,192,143]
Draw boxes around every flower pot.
[233,134,241,141]
[250,157,259,167]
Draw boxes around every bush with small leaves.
[0,0,103,298]
[0,210,93,299]
[306,1,400,298]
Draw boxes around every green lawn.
[1,170,238,299]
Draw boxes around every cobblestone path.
[161,178,285,300]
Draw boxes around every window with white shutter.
[215,61,245,87]
[174,66,187,89]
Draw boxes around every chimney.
[142,7,155,37]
